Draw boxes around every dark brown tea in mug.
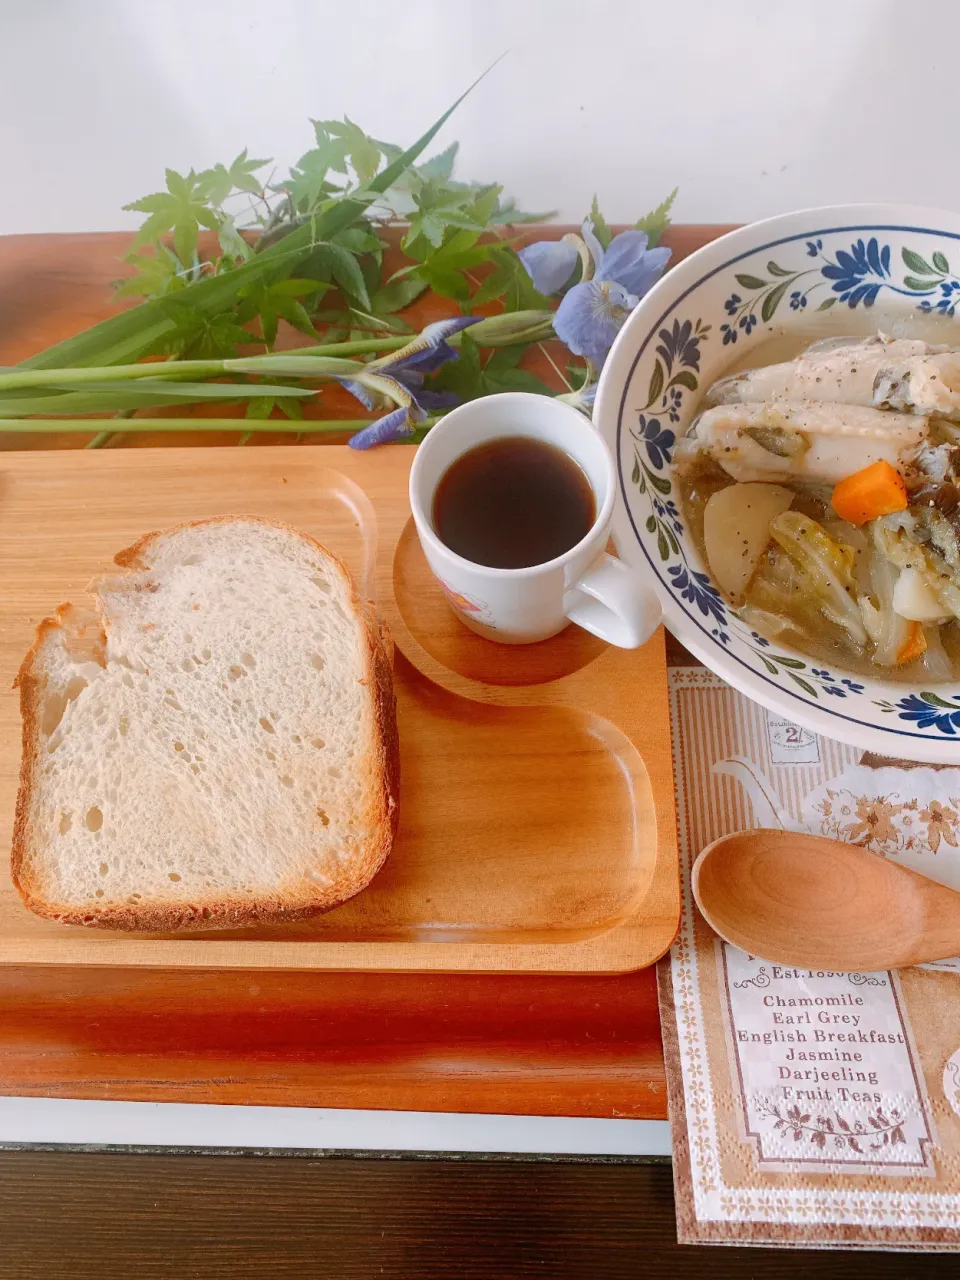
[432,436,596,569]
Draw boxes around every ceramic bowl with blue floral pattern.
[594,204,960,763]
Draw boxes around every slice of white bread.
[12,517,399,931]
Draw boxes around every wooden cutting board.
[0,444,679,972]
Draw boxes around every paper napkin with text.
[661,667,960,1250]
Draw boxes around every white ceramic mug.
[408,392,662,646]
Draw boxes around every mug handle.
[563,553,662,649]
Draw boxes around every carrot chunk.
[830,460,908,526]
[896,620,927,665]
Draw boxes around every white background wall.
[0,0,953,235]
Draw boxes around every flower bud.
[466,310,556,347]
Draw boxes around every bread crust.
[12,517,399,932]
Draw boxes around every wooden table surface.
[3,1152,959,1278]
[0,223,723,1121]
[4,226,947,1276]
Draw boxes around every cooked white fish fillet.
[709,334,960,420]
[686,400,928,484]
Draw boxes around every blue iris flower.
[517,238,580,295]
[346,316,481,449]
[519,220,671,369]
[555,380,598,414]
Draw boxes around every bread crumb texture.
[13,517,398,931]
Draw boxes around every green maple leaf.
[370,278,428,314]
[151,304,257,359]
[245,374,305,421]
[285,119,383,211]
[488,195,556,225]
[635,188,678,248]
[428,330,484,398]
[314,304,412,335]
[374,141,459,220]
[403,178,489,251]
[358,247,382,303]
[470,245,552,311]
[589,195,612,250]
[196,149,270,205]
[417,265,470,301]
[114,242,187,299]
[376,139,458,187]
[422,230,496,275]
[124,167,223,265]
[480,344,553,395]
[396,223,491,301]
[332,226,383,256]
[236,278,327,348]
[466,183,502,227]
[216,213,252,262]
[295,243,371,310]
[307,123,351,174]
[28,72,500,369]
[327,117,381,185]
[427,334,553,401]
[417,141,459,182]
[285,143,345,211]
[245,396,276,420]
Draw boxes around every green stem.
[9,320,562,398]
[537,343,574,392]
[0,343,407,392]
[85,405,136,449]
[0,360,229,389]
[0,417,382,434]
[282,336,408,357]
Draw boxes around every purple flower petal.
[415,389,461,410]
[597,231,671,298]
[517,239,578,294]
[390,342,457,376]
[339,377,378,410]
[388,367,425,392]
[418,316,483,344]
[554,279,637,368]
[348,406,417,450]
[345,368,433,449]
[380,315,483,376]
[351,370,419,409]
[580,219,605,274]
[340,367,427,405]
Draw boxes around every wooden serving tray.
[0,445,679,972]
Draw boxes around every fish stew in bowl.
[676,326,960,684]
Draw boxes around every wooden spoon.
[692,829,960,971]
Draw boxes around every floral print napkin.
[661,668,960,1248]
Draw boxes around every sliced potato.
[703,482,794,602]
[892,566,952,623]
